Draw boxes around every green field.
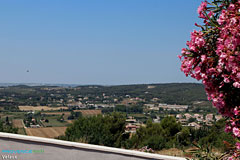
[41,115,70,127]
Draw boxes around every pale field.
[43,112,71,116]
[157,148,186,157]
[26,127,67,138]
[42,112,71,122]
[12,119,24,128]
[19,106,68,111]
[43,110,101,116]
[74,110,102,116]
[66,120,74,124]
[157,148,221,158]
[42,110,101,123]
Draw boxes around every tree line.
[59,113,235,152]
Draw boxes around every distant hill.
[75,83,207,105]
[0,83,208,105]
[0,83,79,87]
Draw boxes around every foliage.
[186,142,240,160]
[57,114,64,122]
[127,116,183,150]
[61,112,235,157]
[67,111,82,120]
[197,119,235,151]
[102,105,143,114]
[185,120,236,159]
[62,112,129,148]
[0,120,18,133]
[186,143,221,160]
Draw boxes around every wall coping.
[0,132,186,160]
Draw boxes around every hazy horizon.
[0,81,202,87]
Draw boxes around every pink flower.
[233,127,240,137]
[178,55,182,60]
[229,4,236,11]
[208,11,214,18]
[201,55,206,62]
[225,125,232,133]
[230,17,237,25]
[234,107,239,116]
[233,82,240,88]
[217,10,227,25]
[236,142,240,150]
[237,72,240,79]
[181,48,190,55]
[198,1,207,18]
[224,77,230,83]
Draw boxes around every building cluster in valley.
[125,113,222,133]
[0,85,221,136]
[176,113,222,129]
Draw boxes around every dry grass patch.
[12,119,24,128]
[43,112,71,116]
[74,110,102,116]
[157,148,185,157]
[19,106,68,111]
[66,120,74,124]
[26,127,67,138]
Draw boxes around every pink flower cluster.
[225,106,240,159]
[179,0,240,158]
[180,0,240,116]
[226,106,240,137]
[198,1,207,18]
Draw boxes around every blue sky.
[0,0,202,85]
